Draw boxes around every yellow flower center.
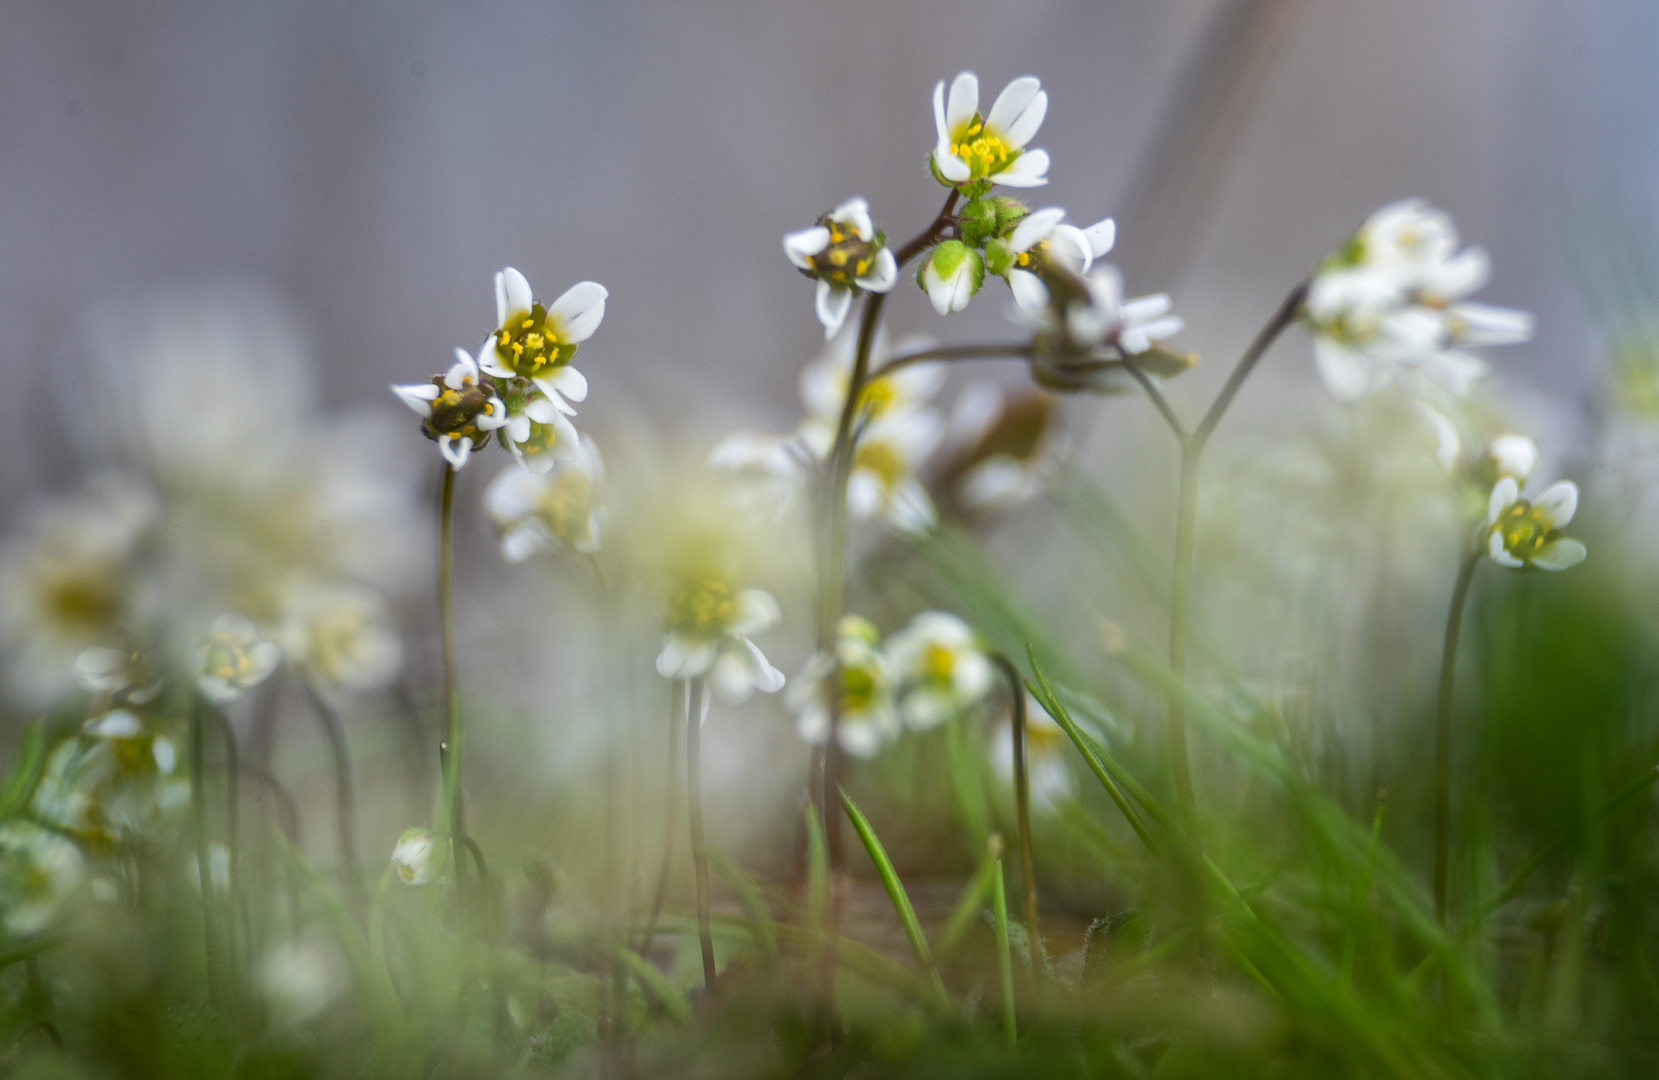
[921,643,955,685]
[666,577,737,638]
[537,471,591,543]
[495,304,575,379]
[950,116,1018,180]
[41,571,120,639]
[1494,500,1558,563]
[840,663,878,713]
[800,219,877,287]
[203,638,263,687]
[854,440,907,492]
[426,377,497,441]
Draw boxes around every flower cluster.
[790,610,993,758]
[785,198,899,338]
[1307,200,1533,401]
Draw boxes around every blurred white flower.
[785,197,899,338]
[931,72,1050,189]
[1485,433,1539,483]
[1484,477,1586,571]
[261,937,346,1027]
[990,694,1075,810]
[31,711,184,848]
[73,647,164,704]
[484,435,607,562]
[279,583,402,693]
[791,616,900,758]
[498,382,582,474]
[0,821,85,937]
[707,431,810,519]
[655,580,786,706]
[885,611,994,729]
[799,329,946,424]
[480,267,605,415]
[196,614,281,703]
[391,827,438,885]
[393,347,510,470]
[940,382,1064,514]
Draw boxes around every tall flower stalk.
[683,677,716,991]
[1433,550,1480,925]
[437,464,466,903]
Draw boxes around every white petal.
[1488,530,1523,568]
[946,262,973,313]
[497,267,533,325]
[859,247,898,293]
[946,71,978,132]
[784,226,832,269]
[1009,207,1066,254]
[986,78,1042,144]
[1531,537,1587,571]
[1533,481,1579,528]
[935,148,971,183]
[392,383,439,418]
[1082,218,1116,259]
[1486,434,1536,481]
[1487,477,1520,527]
[832,197,874,242]
[477,338,513,379]
[1008,268,1050,315]
[549,365,588,403]
[816,281,853,339]
[846,470,884,520]
[993,148,1049,187]
[731,588,782,636]
[440,436,473,470]
[475,397,510,431]
[1000,88,1047,149]
[530,377,580,416]
[746,638,786,694]
[445,347,480,388]
[710,646,759,706]
[1451,302,1533,347]
[932,80,950,151]
[549,281,608,343]
[1051,225,1092,272]
[1313,339,1373,401]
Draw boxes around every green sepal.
[984,238,1013,279]
[961,179,995,200]
[993,196,1030,233]
[928,240,971,281]
[927,153,953,188]
[968,248,986,295]
[958,198,999,246]
[554,342,579,366]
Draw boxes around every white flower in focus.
[931,72,1050,189]
[999,207,1116,314]
[479,267,604,415]
[707,431,810,519]
[885,611,994,730]
[790,616,901,758]
[391,827,438,885]
[261,937,346,1027]
[785,198,899,338]
[196,614,281,703]
[1483,477,1586,571]
[279,583,402,693]
[392,348,510,470]
[990,694,1075,811]
[656,580,786,706]
[498,380,582,473]
[484,434,606,563]
[0,821,85,937]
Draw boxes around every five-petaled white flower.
[1483,477,1587,571]
[655,578,786,706]
[479,267,605,417]
[483,434,607,562]
[998,207,1117,314]
[790,615,901,759]
[391,827,438,885]
[498,380,582,474]
[885,611,994,730]
[196,614,282,704]
[392,348,510,470]
[932,72,1051,189]
[784,198,899,338]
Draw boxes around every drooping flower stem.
[636,681,683,958]
[295,665,365,915]
[1434,550,1481,925]
[684,677,717,992]
[989,653,1039,945]
[436,463,467,903]
[1124,281,1308,816]
[189,692,220,1006]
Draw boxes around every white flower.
[932,72,1050,188]
[707,431,810,519]
[655,582,786,706]
[391,827,438,885]
[279,583,402,693]
[195,614,281,703]
[798,329,946,424]
[73,647,164,705]
[885,611,994,729]
[0,821,85,937]
[1483,477,1587,571]
[920,240,983,315]
[790,616,901,758]
[1002,207,1116,313]
[483,435,606,561]
[498,379,582,473]
[990,694,1075,810]
[32,712,185,845]
[479,267,604,415]
[1019,264,1183,358]
[1486,433,1538,483]
[845,411,944,534]
[261,937,346,1027]
[785,198,899,338]
[392,348,510,470]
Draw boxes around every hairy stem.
[990,654,1039,945]
[437,464,467,906]
[685,678,717,992]
[295,666,365,916]
[867,341,1034,382]
[1435,550,1480,925]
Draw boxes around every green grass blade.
[0,721,46,821]
[839,788,947,1003]
[705,849,779,956]
[934,851,998,964]
[610,944,691,1025]
[991,856,1017,1049]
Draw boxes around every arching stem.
[1434,550,1481,925]
[990,653,1038,946]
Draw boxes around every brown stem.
[636,681,683,958]
[685,678,717,992]
[867,341,1034,382]
[294,666,366,916]
[990,653,1039,944]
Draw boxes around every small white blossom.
[785,198,899,338]
[32,711,185,845]
[790,616,901,758]
[1484,477,1586,571]
[261,937,347,1027]
[499,381,582,473]
[484,434,607,562]
[931,72,1050,189]
[656,580,786,707]
[885,611,995,729]
[920,240,983,315]
[73,646,164,705]
[1486,433,1538,483]
[279,583,402,693]
[1000,207,1116,313]
[392,348,510,470]
[391,827,438,885]
[196,614,281,703]
[480,267,605,415]
[0,821,85,937]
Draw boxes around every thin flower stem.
[1191,281,1309,450]
[436,463,467,906]
[637,681,683,958]
[684,677,717,993]
[189,693,219,1006]
[867,342,1034,382]
[1120,358,1188,443]
[209,706,244,1026]
[989,653,1039,947]
[991,853,1017,1050]
[294,665,366,916]
[1434,550,1481,925]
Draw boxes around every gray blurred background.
[2,0,1654,503]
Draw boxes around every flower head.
[785,198,899,338]
[885,612,994,729]
[1483,477,1586,571]
[497,378,582,473]
[919,240,984,315]
[480,268,605,414]
[278,583,402,693]
[988,206,1116,313]
[484,434,606,562]
[790,615,900,758]
[931,72,1050,190]
[392,348,510,470]
[655,557,786,706]
[196,614,281,703]
[74,646,165,705]
[391,827,438,885]
[940,383,1063,514]
[31,711,186,848]
[0,821,85,937]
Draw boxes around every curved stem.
[437,464,466,905]
[637,681,683,957]
[295,665,365,916]
[1120,357,1188,443]
[990,654,1038,945]
[867,341,1034,382]
[1434,550,1481,925]
[1190,280,1308,451]
[684,677,716,992]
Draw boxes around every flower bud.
[919,241,984,316]
[391,827,437,885]
[956,197,1001,246]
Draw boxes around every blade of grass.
[0,721,45,821]
[934,851,999,964]
[839,788,948,1004]
[610,945,691,1025]
[991,855,1017,1049]
[705,849,779,956]
[1338,792,1386,993]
